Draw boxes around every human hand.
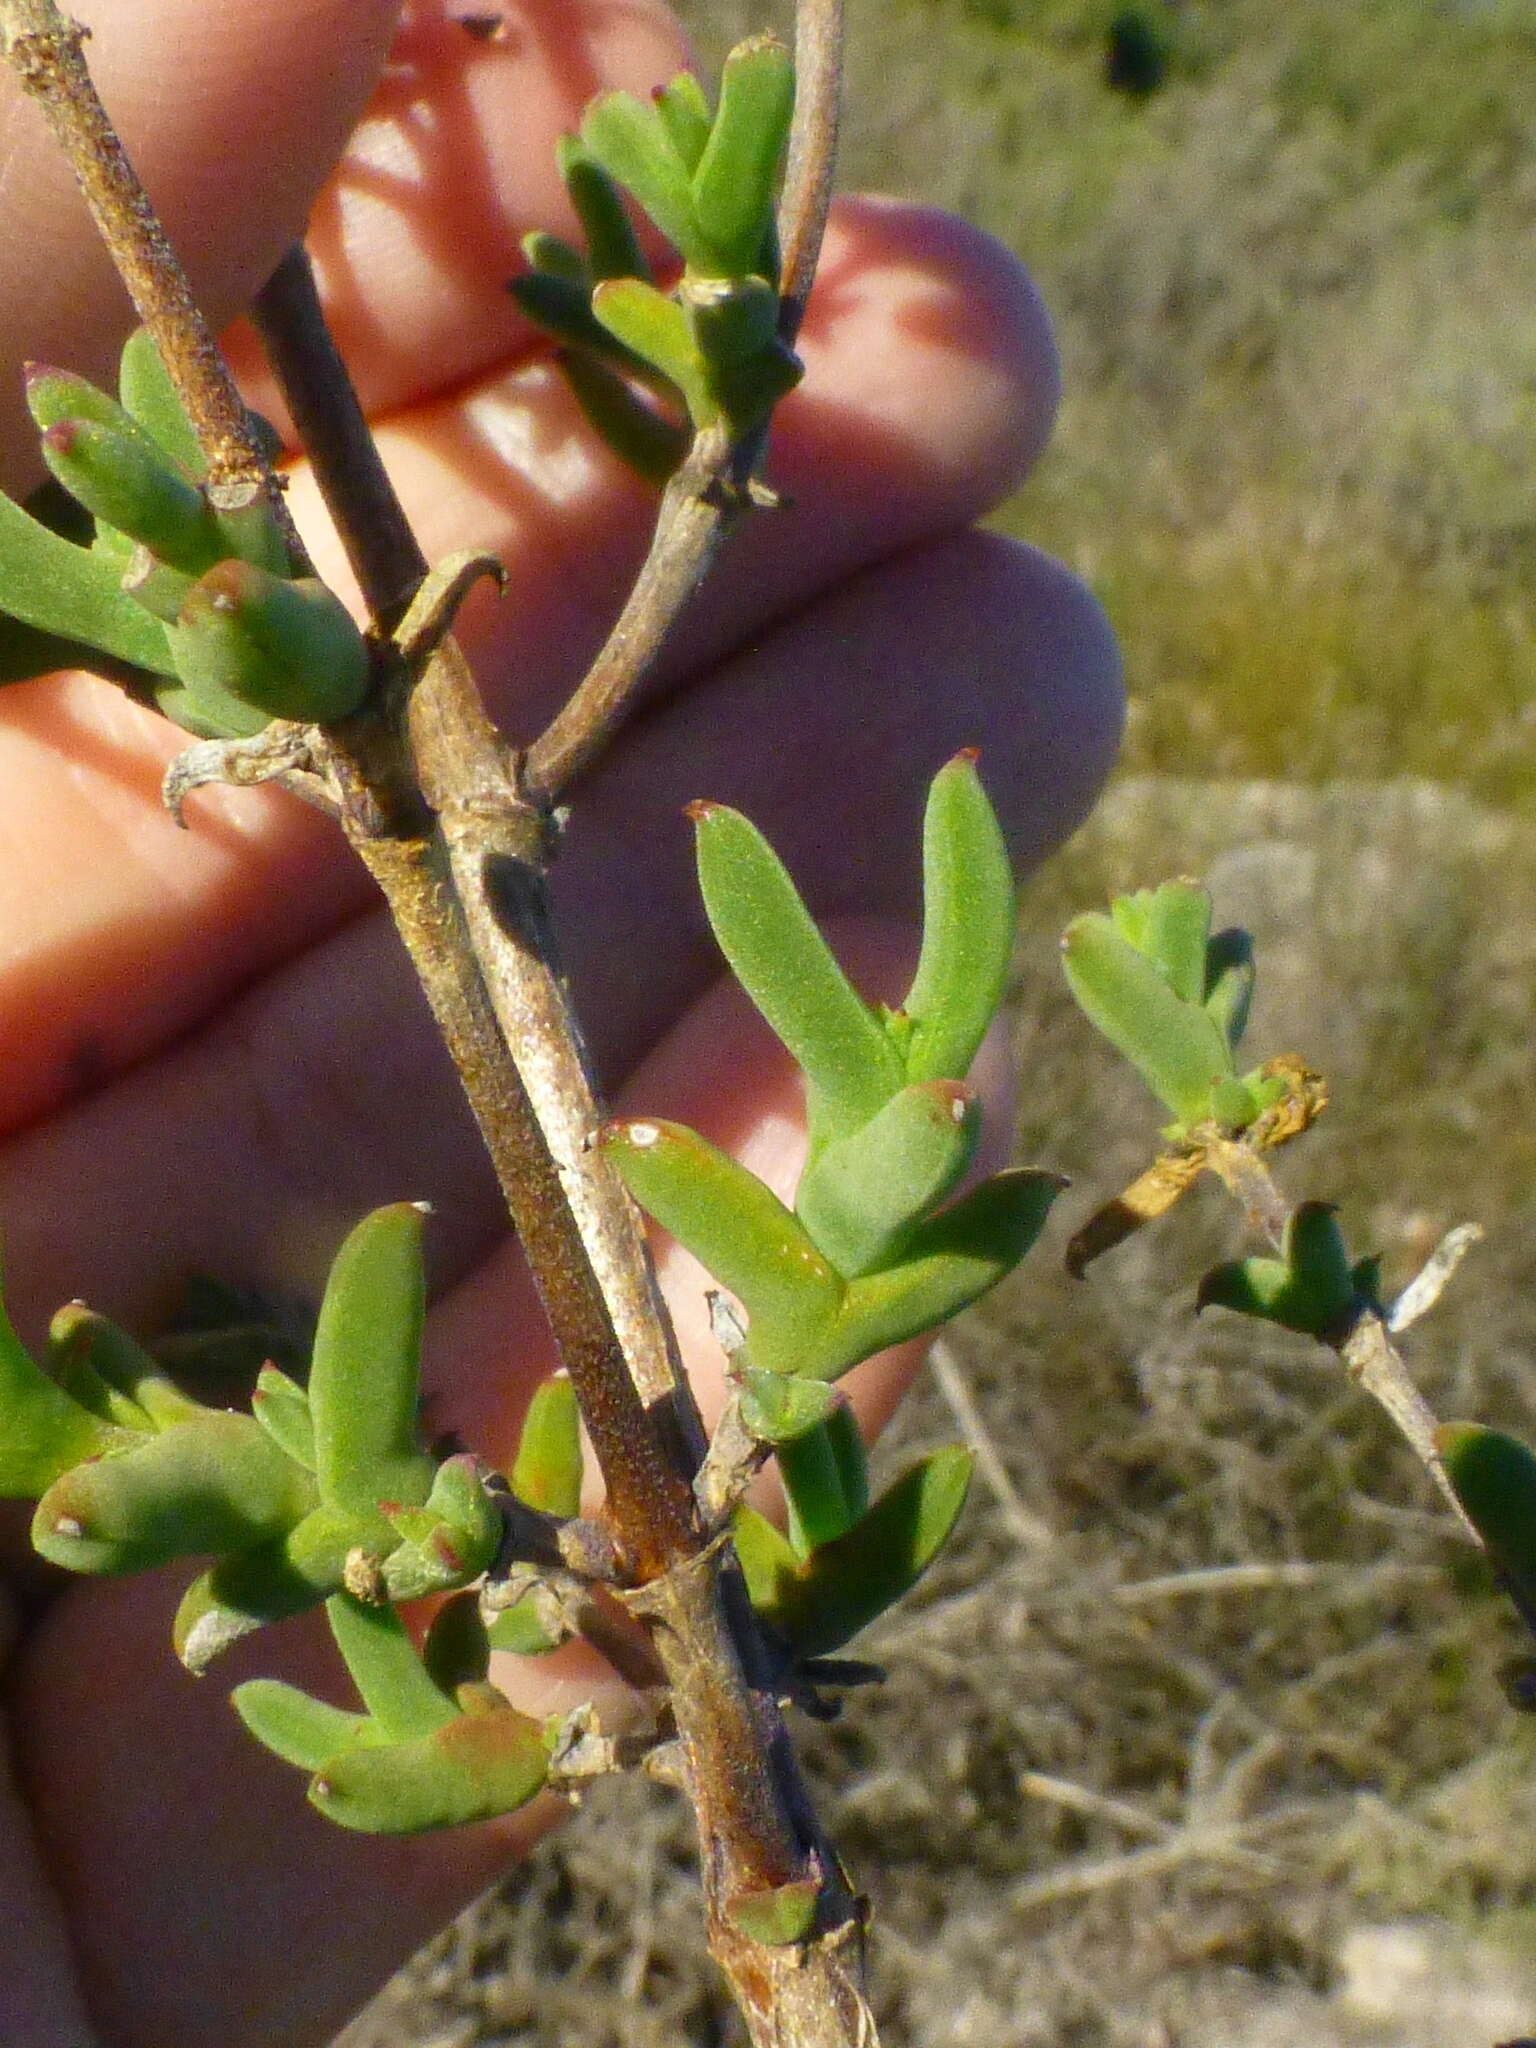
[0,2,1121,2042]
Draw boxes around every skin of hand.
[0,1,1123,2042]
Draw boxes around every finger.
[9,922,1006,2048]
[0,0,400,485]
[222,0,693,429]
[0,195,1057,1133]
[0,531,1118,1345]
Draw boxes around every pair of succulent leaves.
[511,37,804,478]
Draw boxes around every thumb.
[0,0,400,487]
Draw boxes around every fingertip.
[798,195,1061,517]
[0,0,401,486]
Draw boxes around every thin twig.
[249,93,875,2048]
[521,425,735,799]
[250,246,426,623]
[1111,1560,1441,1607]
[1008,1805,1332,1916]
[778,0,845,336]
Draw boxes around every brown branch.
[521,0,846,802]
[250,246,425,622]
[255,260,876,2045]
[250,251,699,1572]
[521,424,734,800]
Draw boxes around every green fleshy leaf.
[423,1591,493,1692]
[0,1278,127,1496]
[207,483,294,578]
[691,801,904,1147]
[325,1591,458,1744]
[1110,880,1211,1006]
[681,273,779,361]
[174,1488,432,1671]
[380,1455,500,1601]
[38,418,222,574]
[724,1878,820,1948]
[149,673,270,740]
[732,1502,801,1621]
[120,544,195,624]
[810,1169,1063,1383]
[24,364,168,455]
[0,614,153,688]
[117,327,206,478]
[591,278,713,423]
[1438,1423,1536,1615]
[598,1116,845,1372]
[737,1369,840,1445]
[794,1080,979,1279]
[654,71,713,172]
[690,36,796,277]
[1196,1200,1359,1337]
[308,1205,435,1520]
[555,350,687,485]
[779,1403,869,1557]
[308,1696,550,1834]
[555,136,648,282]
[1203,926,1256,1051]
[520,228,590,287]
[171,1515,356,1673]
[580,90,701,262]
[48,1303,200,1431]
[509,272,655,385]
[1207,1075,1263,1130]
[32,1411,316,1572]
[1061,911,1235,1124]
[897,752,1016,1086]
[0,488,175,674]
[168,561,371,726]
[485,1588,567,1657]
[46,1318,155,1435]
[232,1679,373,1773]
[510,1373,584,1519]
[251,1363,316,1471]
[756,1446,973,1657]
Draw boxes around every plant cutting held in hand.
[0,1,1125,2043]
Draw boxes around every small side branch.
[521,0,846,803]
[1200,1136,1477,1540]
[778,0,845,335]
